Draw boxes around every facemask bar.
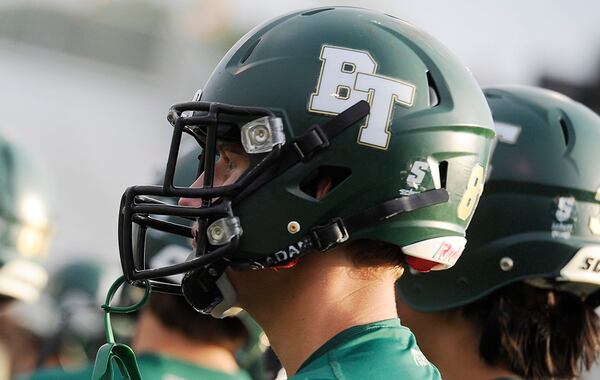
[119,100,372,295]
[119,101,285,293]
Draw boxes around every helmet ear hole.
[299,166,351,199]
[438,160,448,189]
[426,71,440,108]
[559,117,570,147]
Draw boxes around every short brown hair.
[462,282,600,380]
[344,239,405,279]
[148,292,248,346]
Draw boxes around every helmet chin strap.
[210,273,238,318]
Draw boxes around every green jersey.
[291,319,440,380]
[17,353,252,380]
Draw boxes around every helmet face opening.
[118,100,377,295]
[119,101,285,294]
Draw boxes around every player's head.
[0,134,52,306]
[398,85,600,379]
[120,155,257,362]
[118,7,494,317]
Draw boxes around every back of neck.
[247,252,399,376]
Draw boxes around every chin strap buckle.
[310,217,349,251]
[292,124,330,162]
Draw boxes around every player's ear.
[315,176,333,200]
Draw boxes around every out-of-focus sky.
[1,0,600,268]
[234,0,600,85]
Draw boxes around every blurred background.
[1,0,600,378]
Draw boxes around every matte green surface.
[49,260,103,302]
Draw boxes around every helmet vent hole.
[559,117,570,146]
[301,8,334,16]
[240,38,261,64]
[299,166,352,199]
[438,160,448,189]
[426,71,440,108]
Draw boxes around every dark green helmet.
[398,86,600,311]
[118,7,494,315]
[0,135,53,303]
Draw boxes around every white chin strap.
[210,272,238,318]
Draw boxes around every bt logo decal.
[309,45,416,149]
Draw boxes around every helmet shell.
[199,7,494,262]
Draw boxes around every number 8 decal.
[458,164,485,221]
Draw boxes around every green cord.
[101,275,151,343]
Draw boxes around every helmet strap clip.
[310,217,349,250]
[292,124,330,161]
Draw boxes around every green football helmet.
[118,7,494,315]
[0,135,52,303]
[398,85,600,311]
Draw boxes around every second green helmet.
[398,86,600,311]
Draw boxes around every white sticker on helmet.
[559,245,600,285]
[551,196,576,239]
[402,236,466,270]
